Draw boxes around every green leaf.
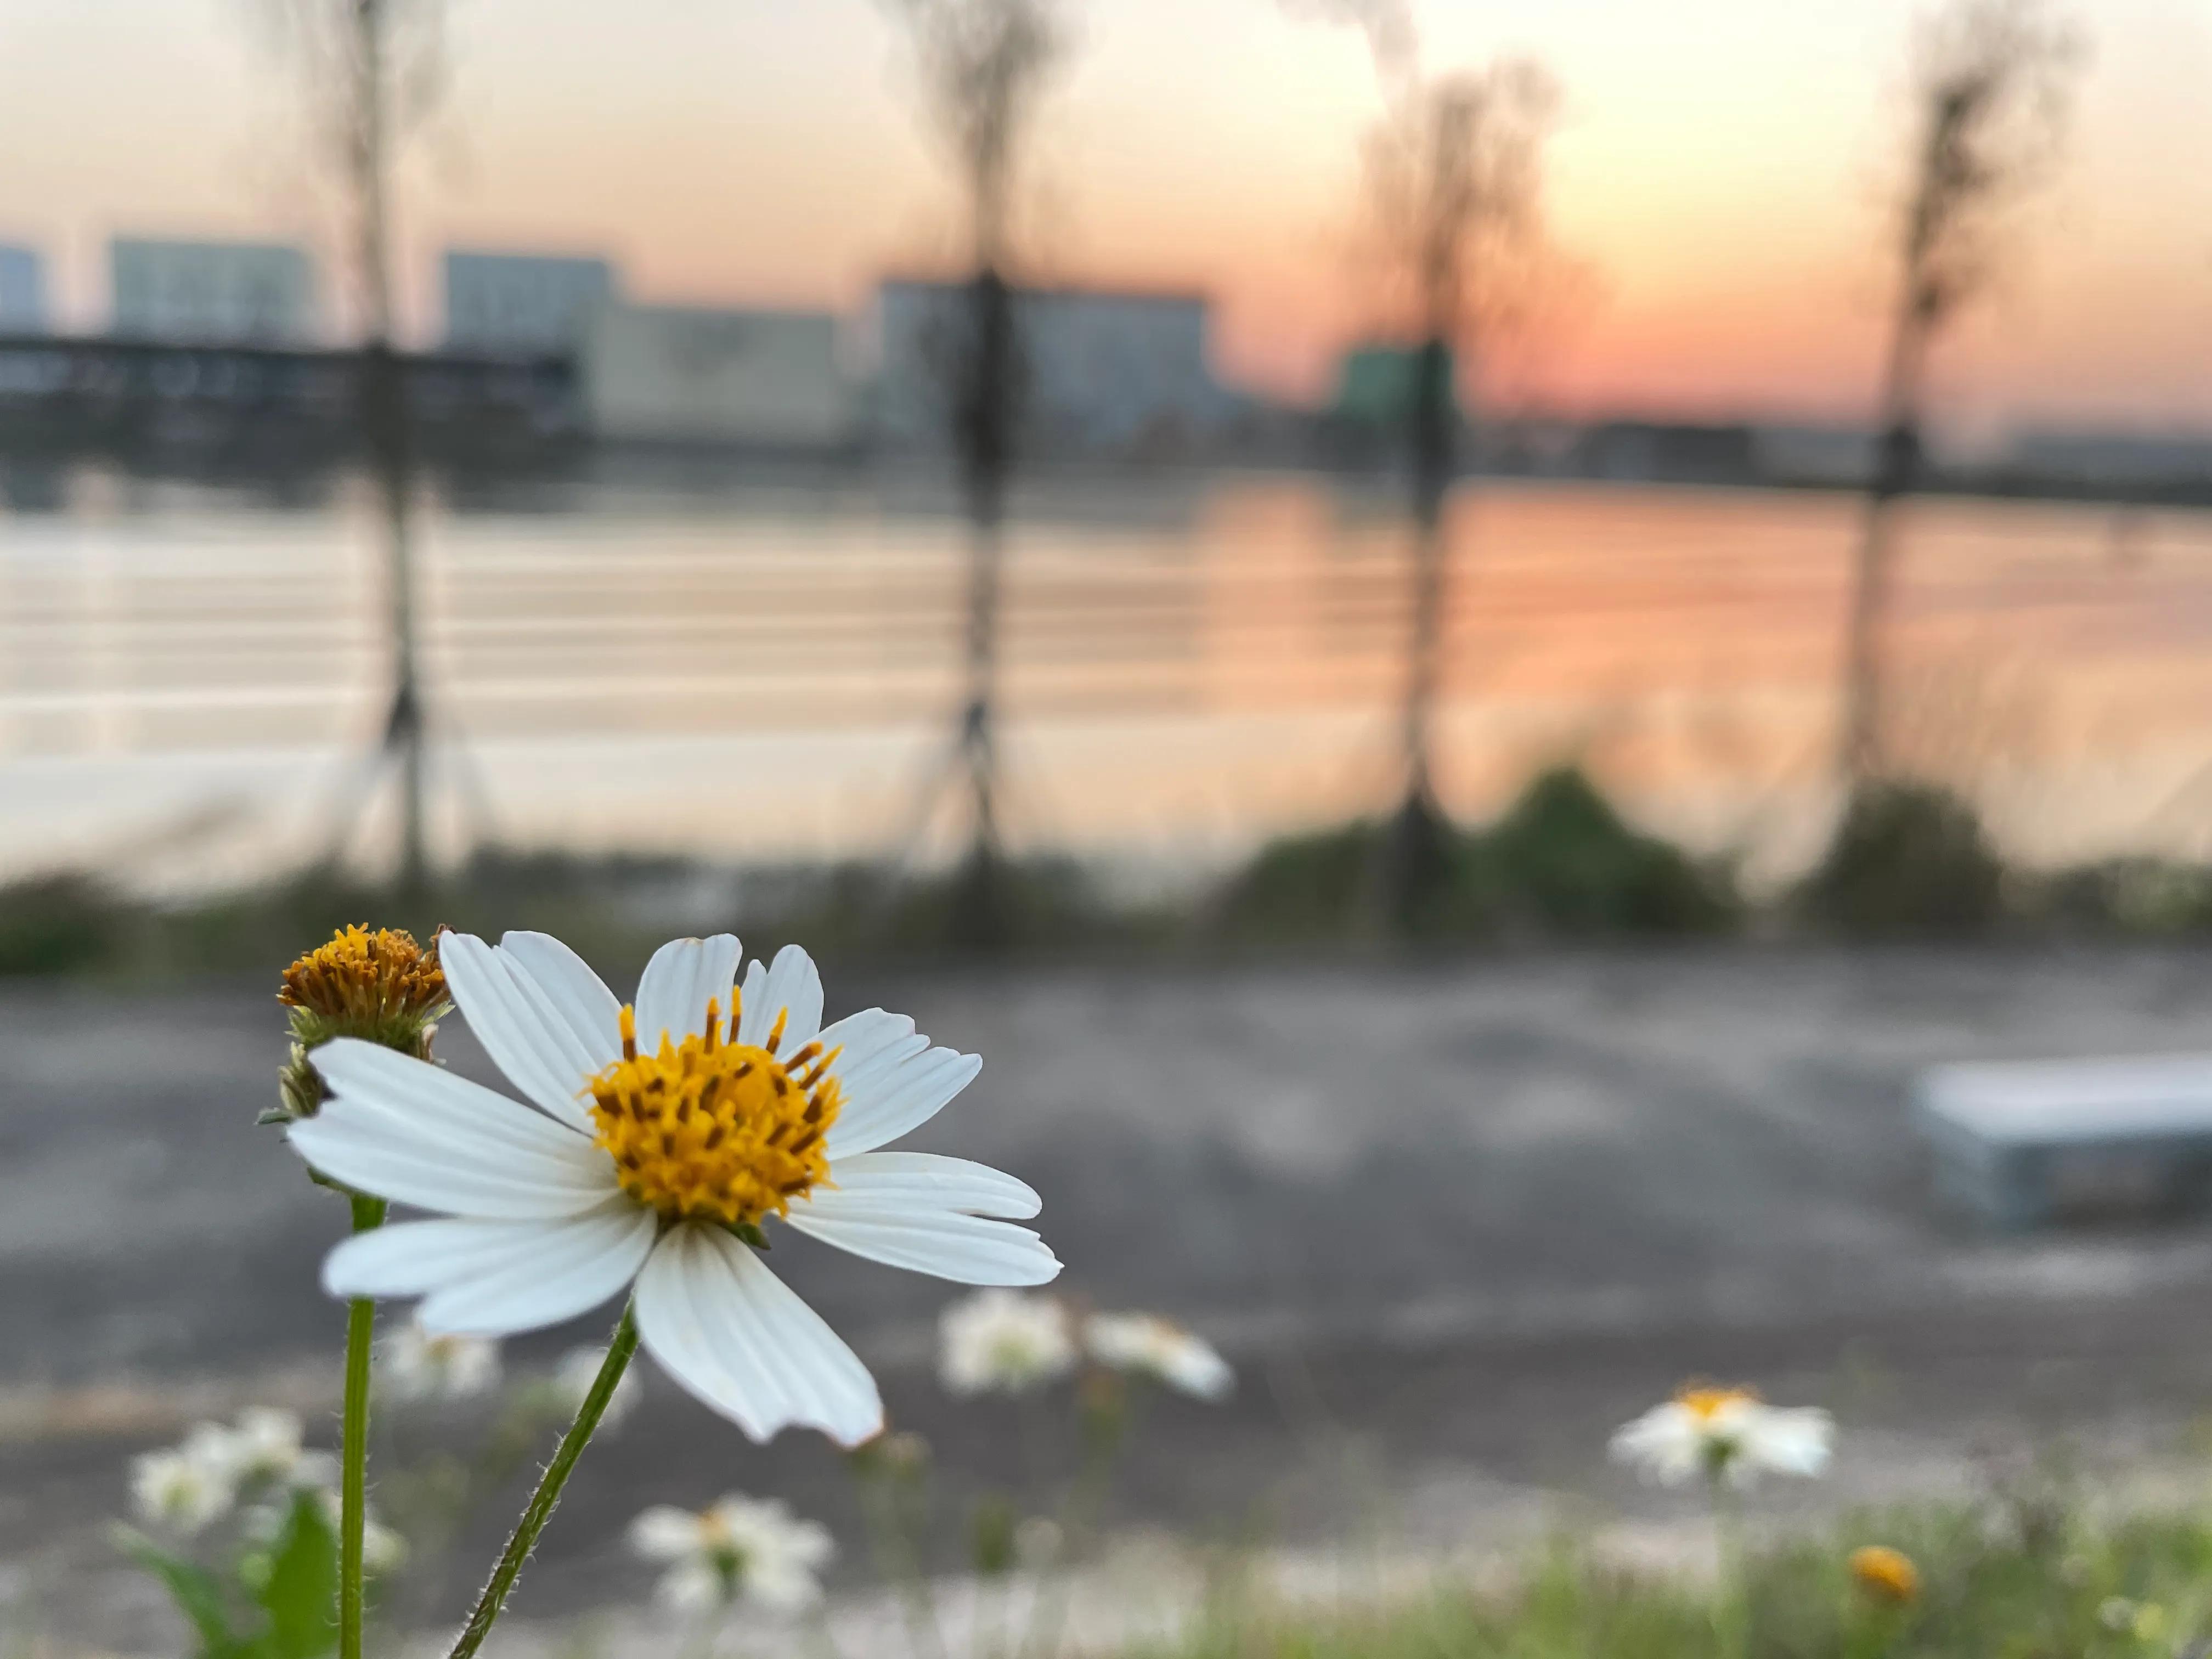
[253,1489,340,1659]
[116,1531,247,1659]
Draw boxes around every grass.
[1160,1491,2212,1659]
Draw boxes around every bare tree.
[1363,61,1559,929]
[255,0,447,891]
[1840,0,2081,783]
[880,0,1072,946]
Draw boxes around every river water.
[1,466,2205,893]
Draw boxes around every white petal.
[783,1205,1060,1286]
[815,1008,917,1069]
[629,1506,706,1562]
[634,935,742,1052]
[322,1200,654,1335]
[814,1152,1041,1219]
[294,1040,613,1218]
[499,930,624,1060]
[438,932,616,1130]
[736,945,826,1054]
[633,1224,881,1446]
[823,1045,981,1158]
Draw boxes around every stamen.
[619,1006,637,1061]
[586,1019,843,1229]
[765,1008,789,1055]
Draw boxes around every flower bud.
[268,925,448,1124]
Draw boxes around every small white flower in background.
[289,932,1058,1447]
[129,1446,232,1534]
[630,1494,833,1615]
[307,1489,409,1574]
[217,1407,337,1491]
[380,1317,501,1404]
[553,1345,642,1428]
[1082,1312,1233,1401]
[240,1487,408,1574]
[1609,1385,1833,1489]
[130,1407,335,1533]
[939,1289,1076,1396]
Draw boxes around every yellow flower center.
[1676,1385,1758,1423]
[588,1000,842,1227]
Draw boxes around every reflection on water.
[3,467,2209,892]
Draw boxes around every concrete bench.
[1914,1054,2212,1229]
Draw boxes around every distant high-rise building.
[0,245,46,333]
[109,238,317,345]
[442,250,617,354]
[871,278,1235,457]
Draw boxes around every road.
[7,945,2212,1649]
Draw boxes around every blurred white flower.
[1609,1385,1833,1489]
[363,1514,409,1575]
[939,1290,1075,1396]
[241,1486,408,1575]
[130,1406,335,1534]
[553,1345,642,1429]
[630,1494,833,1615]
[1082,1312,1233,1401]
[129,1446,232,1534]
[218,1407,337,1490]
[380,1318,501,1404]
[306,1488,409,1574]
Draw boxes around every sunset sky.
[2,0,2208,441]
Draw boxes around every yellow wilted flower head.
[1849,1544,1920,1605]
[272,926,449,1123]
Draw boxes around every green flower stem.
[340,1192,387,1659]
[445,1301,640,1659]
[1710,1474,1748,1659]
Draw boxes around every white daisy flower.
[380,1317,502,1403]
[290,932,1059,1446]
[552,1345,643,1429]
[630,1493,833,1614]
[1082,1312,1234,1401]
[938,1289,1076,1395]
[1609,1385,1834,1489]
[129,1446,233,1534]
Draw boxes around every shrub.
[1797,780,2005,938]
[1213,768,1740,945]
[0,872,143,977]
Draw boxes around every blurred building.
[1572,421,1759,484]
[1751,424,1876,486]
[581,303,850,448]
[443,250,617,354]
[109,238,316,345]
[1329,342,1459,431]
[0,246,45,334]
[871,278,1235,459]
[2007,428,2212,488]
